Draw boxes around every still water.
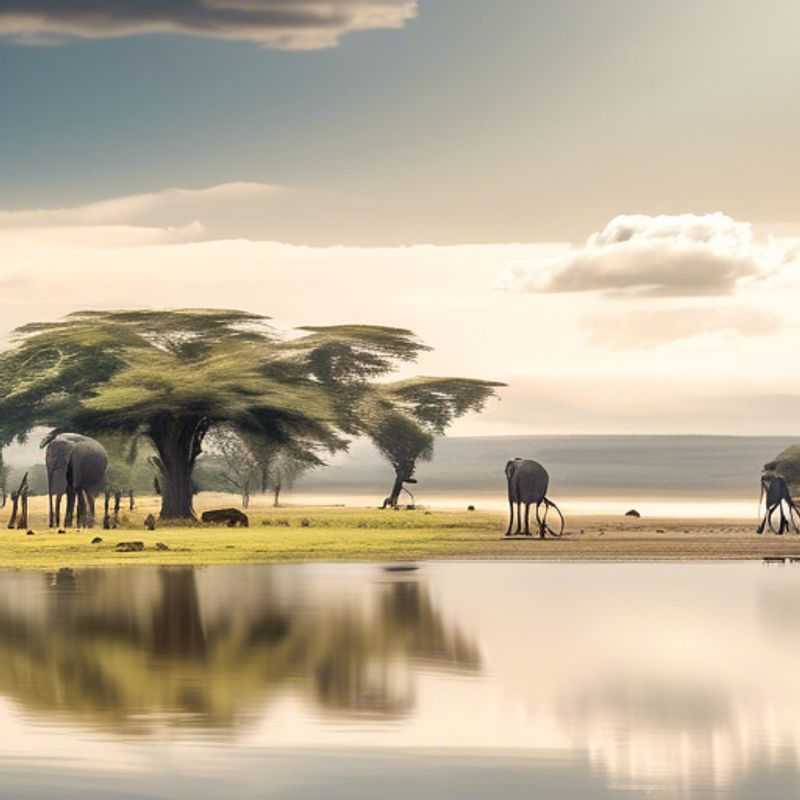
[0,562,799,799]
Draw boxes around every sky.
[1,0,800,436]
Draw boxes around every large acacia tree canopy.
[0,309,504,454]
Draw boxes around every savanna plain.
[2,492,797,570]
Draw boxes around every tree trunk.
[149,413,210,520]
[383,473,405,509]
[260,466,269,494]
[273,482,282,507]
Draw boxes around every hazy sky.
[1,1,800,435]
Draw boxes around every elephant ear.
[505,460,518,481]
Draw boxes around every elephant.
[504,458,565,538]
[757,472,800,535]
[45,433,109,529]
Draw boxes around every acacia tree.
[364,378,504,508]
[371,413,434,508]
[0,310,502,520]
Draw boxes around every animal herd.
[4,433,800,537]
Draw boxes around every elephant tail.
[542,497,565,537]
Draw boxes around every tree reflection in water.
[0,566,480,733]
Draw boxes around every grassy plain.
[0,493,798,570]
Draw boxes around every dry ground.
[0,492,797,569]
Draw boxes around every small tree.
[265,443,324,507]
[207,427,259,507]
[371,413,433,508]
[364,377,503,508]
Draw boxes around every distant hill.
[297,435,800,498]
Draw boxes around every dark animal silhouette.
[7,473,29,530]
[46,433,108,528]
[757,473,800,535]
[144,514,157,531]
[201,508,249,527]
[505,458,565,537]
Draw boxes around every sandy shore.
[517,515,800,561]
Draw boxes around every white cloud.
[500,213,799,297]
[0,1,418,50]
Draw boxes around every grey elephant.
[757,471,800,535]
[45,433,109,528]
[504,458,565,537]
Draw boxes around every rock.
[58,528,67,534]
[201,508,249,527]
[155,542,169,551]
[144,514,157,531]
[91,536,103,544]
[467,505,476,511]
[625,509,641,518]
[115,541,145,552]
[26,529,34,536]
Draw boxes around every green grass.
[0,496,514,569]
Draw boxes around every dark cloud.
[501,213,798,297]
[0,1,418,49]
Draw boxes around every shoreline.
[0,497,796,570]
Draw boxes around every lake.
[0,562,799,799]
[293,435,800,518]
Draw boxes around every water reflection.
[0,562,799,799]
[0,566,479,732]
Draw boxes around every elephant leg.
[524,503,531,535]
[767,504,779,534]
[76,491,86,529]
[88,493,97,528]
[48,493,54,528]
[65,489,75,527]
[55,494,62,528]
[506,498,514,536]
[515,502,522,535]
[535,502,545,538]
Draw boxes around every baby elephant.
[201,508,250,527]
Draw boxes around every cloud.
[583,306,783,349]
[500,213,799,297]
[0,182,278,231]
[0,1,418,49]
